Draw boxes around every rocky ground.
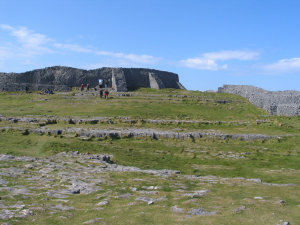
[0,151,296,225]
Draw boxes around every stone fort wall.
[0,66,185,92]
[218,84,300,116]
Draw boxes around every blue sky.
[1,0,300,91]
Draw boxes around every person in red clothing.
[80,83,84,91]
[104,90,109,100]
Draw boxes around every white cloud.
[108,53,160,65]
[55,43,160,65]
[180,50,259,70]
[0,24,51,49]
[0,24,160,69]
[203,50,259,61]
[263,58,300,74]
[180,58,221,70]
[0,24,54,60]
[53,43,93,53]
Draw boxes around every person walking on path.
[99,89,103,98]
[80,83,84,92]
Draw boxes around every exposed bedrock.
[0,66,185,92]
[218,85,300,116]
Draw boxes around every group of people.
[80,83,109,100]
[80,83,89,92]
[40,89,54,95]
[99,89,110,100]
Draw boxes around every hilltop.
[0,66,184,92]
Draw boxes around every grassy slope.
[0,89,267,120]
[0,88,300,225]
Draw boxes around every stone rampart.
[0,66,184,92]
[218,85,300,116]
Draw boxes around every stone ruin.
[218,84,300,116]
[0,66,185,92]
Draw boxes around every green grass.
[0,90,267,120]
[1,89,300,224]
[1,131,300,184]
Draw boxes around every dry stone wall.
[0,66,184,92]
[218,84,300,116]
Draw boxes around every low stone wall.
[218,85,300,116]
[0,126,280,141]
[0,82,71,92]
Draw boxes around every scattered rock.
[138,191,158,195]
[181,189,209,198]
[47,192,69,199]
[0,155,15,161]
[96,200,109,206]
[136,197,155,205]
[171,205,183,213]
[65,180,101,194]
[0,208,32,220]
[59,216,68,220]
[142,186,161,190]
[275,200,286,205]
[130,187,137,192]
[24,164,34,169]
[188,208,216,216]
[254,196,264,200]
[83,218,103,224]
[50,204,75,211]
[246,178,262,183]
[9,203,25,209]
[276,220,290,225]
[69,188,81,194]
[15,209,32,218]
[1,222,12,225]
[0,209,14,219]
[116,193,131,199]
[233,205,246,213]
[0,187,31,195]
[0,179,7,186]
[128,202,137,206]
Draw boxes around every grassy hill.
[0,89,299,225]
